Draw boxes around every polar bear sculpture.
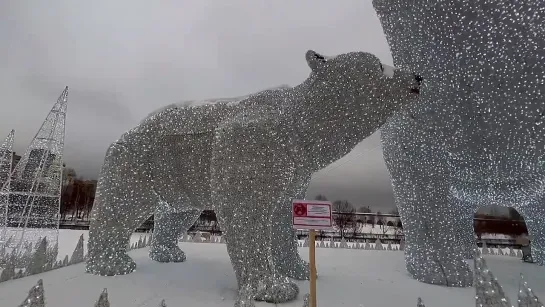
[373,0,545,287]
[85,50,421,305]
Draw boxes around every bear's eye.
[314,53,327,62]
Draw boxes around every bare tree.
[388,207,399,216]
[332,200,356,239]
[358,206,372,213]
[375,211,394,236]
[314,194,328,201]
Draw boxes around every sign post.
[292,199,333,307]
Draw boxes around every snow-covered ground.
[0,230,543,306]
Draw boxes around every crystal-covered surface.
[474,251,511,307]
[374,0,545,286]
[518,274,544,307]
[1,87,68,254]
[85,50,421,305]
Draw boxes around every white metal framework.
[0,87,68,253]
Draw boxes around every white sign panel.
[292,199,333,230]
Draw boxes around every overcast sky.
[0,0,397,211]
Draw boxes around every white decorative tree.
[69,234,84,265]
[95,288,110,307]
[474,250,511,307]
[26,237,48,275]
[302,293,310,307]
[375,239,383,250]
[518,274,544,307]
[339,237,349,249]
[482,242,489,255]
[19,279,45,307]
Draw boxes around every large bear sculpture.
[85,50,421,305]
[373,0,545,287]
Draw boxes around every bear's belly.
[151,133,215,210]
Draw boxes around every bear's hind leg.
[519,204,545,265]
[86,138,156,276]
[150,206,202,263]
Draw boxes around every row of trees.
[59,167,96,220]
[314,195,402,239]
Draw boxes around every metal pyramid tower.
[0,129,15,242]
[0,87,68,253]
[474,250,512,307]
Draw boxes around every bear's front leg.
[149,206,202,263]
[270,196,310,280]
[211,118,299,306]
[86,138,156,276]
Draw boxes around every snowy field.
[0,229,543,307]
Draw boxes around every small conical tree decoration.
[518,274,544,307]
[159,299,167,307]
[46,242,59,267]
[375,239,383,250]
[142,236,148,247]
[482,242,489,255]
[137,235,143,248]
[303,237,309,247]
[62,254,69,266]
[339,237,349,249]
[148,232,153,246]
[70,234,84,265]
[302,293,310,307]
[26,237,48,275]
[417,297,425,307]
[192,232,201,243]
[21,243,33,267]
[498,248,504,256]
[15,269,24,279]
[95,288,110,307]
[399,238,405,251]
[364,242,371,250]
[19,279,45,307]
[509,248,517,257]
[474,250,511,307]
[329,236,336,248]
[319,240,325,248]
[387,242,392,250]
[0,254,15,282]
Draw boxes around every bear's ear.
[306,50,327,71]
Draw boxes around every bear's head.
[303,50,421,133]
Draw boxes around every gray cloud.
[0,0,397,209]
